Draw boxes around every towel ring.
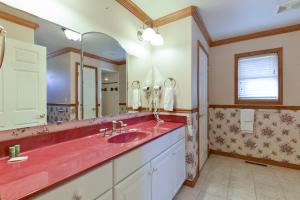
[164,78,176,88]
[131,80,140,89]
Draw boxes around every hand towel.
[240,109,255,133]
[163,87,174,111]
[132,89,141,110]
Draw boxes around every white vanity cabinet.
[32,126,186,200]
[0,38,46,131]
[114,163,152,200]
[114,126,186,200]
[33,162,113,200]
[151,148,174,200]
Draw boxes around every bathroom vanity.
[0,116,186,200]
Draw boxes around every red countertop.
[0,119,185,200]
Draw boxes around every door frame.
[75,62,99,119]
[196,40,209,173]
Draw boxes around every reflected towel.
[240,109,255,133]
[132,89,141,110]
[163,87,174,111]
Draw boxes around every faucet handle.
[99,128,109,137]
[120,123,127,133]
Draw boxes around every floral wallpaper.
[209,108,300,165]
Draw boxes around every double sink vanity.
[0,114,186,200]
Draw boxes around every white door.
[1,38,46,130]
[83,67,97,119]
[151,149,173,200]
[171,139,186,196]
[114,163,152,200]
[198,46,208,169]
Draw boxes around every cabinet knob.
[153,167,158,172]
[39,114,46,119]
[74,191,82,200]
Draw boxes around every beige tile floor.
[174,155,300,200]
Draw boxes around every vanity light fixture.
[150,31,164,46]
[137,22,164,46]
[62,28,81,41]
[142,27,156,41]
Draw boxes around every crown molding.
[47,47,126,65]
[0,10,39,29]
[116,0,152,25]
[210,23,300,47]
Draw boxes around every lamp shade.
[150,32,164,46]
[142,27,155,41]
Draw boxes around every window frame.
[234,48,283,105]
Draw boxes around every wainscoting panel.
[209,107,300,165]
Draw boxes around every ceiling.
[131,0,300,40]
[0,3,126,61]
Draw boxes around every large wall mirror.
[0,3,128,131]
[79,32,127,120]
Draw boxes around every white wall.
[47,53,72,104]
[152,16,209,110]
[209,31,300,105]
[0,18,34,43]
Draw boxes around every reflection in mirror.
[0,3,81,130]
[80,32,127,119]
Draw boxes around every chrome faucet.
[112,120,127,135]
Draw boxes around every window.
[235,48,283,104]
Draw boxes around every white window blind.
[238,53,279,100]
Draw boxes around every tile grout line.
[251,167,258,200]
[225,164,233,200]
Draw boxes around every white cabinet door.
[151,148,173,200]
[96,190,112,200]
[114,163,152,200]
[171,139,186,196]
[1,38,46,130]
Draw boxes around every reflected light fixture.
[62,28,81,41]
[142,27,155,41]
[150,31,164,46]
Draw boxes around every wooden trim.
[184,170,199,187]
[75,62,99,119]
[0,10,39,29]
[209,104,300,110]
[211,23,300,47]
[191,6,212,44]
[47,103,76,107]
[234,48,283,105]
[210,150,300,170]
[47,47,126,65]
[152,6,193,27]
[116,0,152,26]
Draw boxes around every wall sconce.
[137,22,164,46]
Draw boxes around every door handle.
[39,114,46,119]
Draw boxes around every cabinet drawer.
[33,162,113,200]
[171,127,185,144]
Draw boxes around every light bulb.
[63,29,81,41]
[142,27,155,41]
[150,32,164,46]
